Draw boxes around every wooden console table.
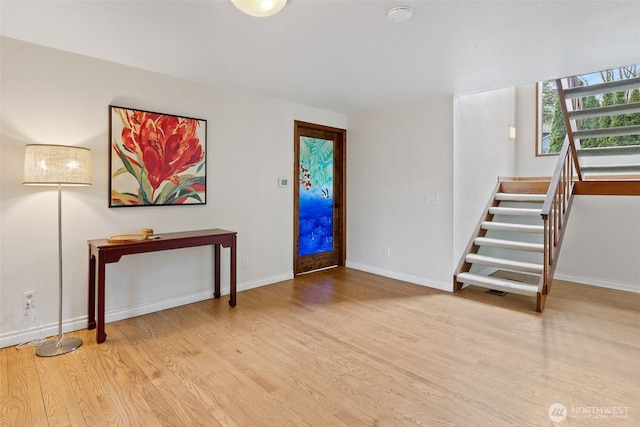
[87,229,237,343]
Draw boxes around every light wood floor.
[1,268,638,426]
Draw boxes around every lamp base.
[36,337,83,357]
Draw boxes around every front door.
[294,121,346,275]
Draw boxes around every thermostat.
[278,177,289,188]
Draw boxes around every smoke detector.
[388,6,413,23]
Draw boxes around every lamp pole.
[36,184,83,356]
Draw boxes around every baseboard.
[554,273,640,294]
[0,273,293,349]
[104,289,222,324]
[0,315,89,351]
[345,261,452,292]
[237,272,294,293]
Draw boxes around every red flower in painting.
[121,110,204,192]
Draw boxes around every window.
[536,64,640,156]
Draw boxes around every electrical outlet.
[242,257,249,268]
[383,246,391,257]
[23,291,35,313]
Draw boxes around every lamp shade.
[231,0,287,17]
[23,144,92,186]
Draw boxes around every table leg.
[97,254,107,343]
[229,234,236,307]
[88,251,96,330]
[214,244,221,298]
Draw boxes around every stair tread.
[456,272,539,296]
[582,164,640,174]
[481,221,544,233]
[578,145,640,157]
[563,76,640,98]
[465,254,543,273]
[495,193,546,201]
[574,125,640,139]
[475,237,544,252]
[489,207,542,216]
[569,102,640,120]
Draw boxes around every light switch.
[425,194,440,205]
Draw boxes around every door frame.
[293,120,346,275]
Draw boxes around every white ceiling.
[2,0,640,113]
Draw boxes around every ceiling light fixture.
[387,6,413,23]
[231,0,287,17]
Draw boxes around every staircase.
[454,66,640,312]
[557,75,640,181]
[454,179,551,311]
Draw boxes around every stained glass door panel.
[299,137,334,256]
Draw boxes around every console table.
[87,229,237,343]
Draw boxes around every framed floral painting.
[109,106,207,207]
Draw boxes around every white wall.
[2,37,637,349]
[0,37,346,347]
[346,97,454,291]
[556,196,640,291]
[453,88,517,261]
[345,87,524,291]
[514,84,557,176]
[515,83,640,291]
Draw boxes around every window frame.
[535,80,559,157]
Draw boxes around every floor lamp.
[23,144,92,357]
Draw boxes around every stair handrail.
[555,78,584,181]
[539,136,576,298]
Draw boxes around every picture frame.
[109,105,207,207]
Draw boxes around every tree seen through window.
[538,64,640,155]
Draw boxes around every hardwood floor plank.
[86,342,157,425]
[112,318,229,426]
[4,342,47,426]
[0,347,11,425]
[33,349,86,426]
[67,332,136,427]
[2,268,638,426]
